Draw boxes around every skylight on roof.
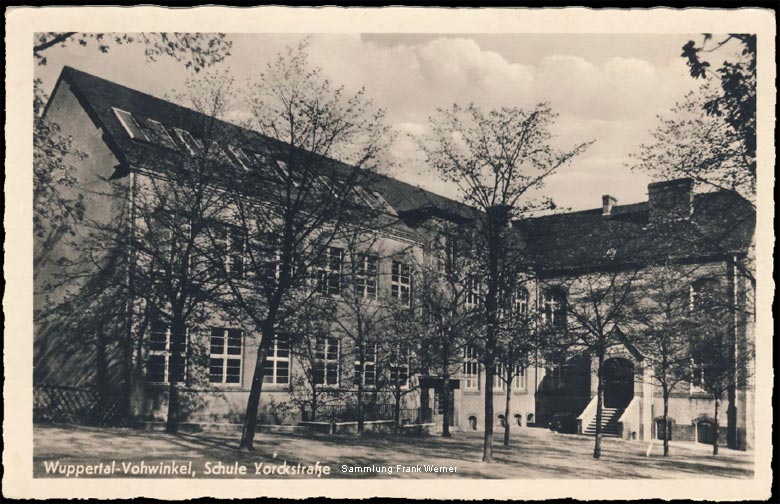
[204,139,237,168]
[352,186,397,216]
[227,145,252,171]
[112,108,150,142]
[172,128,202,156]
[143,119,178,150]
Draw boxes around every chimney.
[602,195,617,216]
[647,178,694,224]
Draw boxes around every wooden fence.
[33,385,128,426]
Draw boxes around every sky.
[35,32,722,213]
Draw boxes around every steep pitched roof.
[55,66,476,224]
[50,66,754,267]
[513,191,754,272]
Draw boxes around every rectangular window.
[227,145,253,171]
[390,345,411,389]
[391,261,412,306]
[354,254,379,299]
[353,344,377,387]
[493,364,506,391]
[143,118,178,150]
[149,218,191,277]
[546,362,566,390]
[172,127,203,156]
[263,333,290,385]
[204,140,235,167]
[690,359,705,393]
[147,321,187,384]
[463,345,480,390]
[513,288,529,317]
[113,108,150,142]
[514,366,527,391]
[213,223,246,279]
[465,276,481,308]
[317,247,343,296]
[314,336,340,386]
[209,328,242,385]
[443,233,457,274]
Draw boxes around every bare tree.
[547,268,639,459]
[687,269,753,455]
[214,41,390,450]
[495,276,538,447]
[423,103,591,461]
[416,223,481,437]
[629,262,700,456]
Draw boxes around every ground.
[34,423,753,479]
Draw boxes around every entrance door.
[603,358,634,408]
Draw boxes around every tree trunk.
[726,257,738,450]
[165,382,179,434]
[239,326,272,450]
[420,387,430,425]
[593,351,604,459]
[394,388,401,433]
[483,362,494,462]
[662,383,670,457]
[310,389,317,422]
[357,380,365,435]
[503,369,512,446]
[713,398,720,456]
[442,375,451,438]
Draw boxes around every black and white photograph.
[4,6,774,500]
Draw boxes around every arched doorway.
[603,358,634,408]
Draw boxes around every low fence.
[33,385,129,427]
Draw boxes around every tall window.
[389,345,411,388]
[314,336,340,386]
[391,261,412,306]
[354,254,379,299]
[353,344,377,387]
[546,362,566,390]
[542,288,567,330]
[317,247,343,296]
[465,276,481,308]
[513,287,529,317]
[263,333,290,385]
[690,358,705,394]
[514,365,527,391]
[444,233,457,274]
[147,321,187,384]
[213,223,246,279]
[209,328,242,385]
[493,364,506,391]
[690,278,719,314]
[148,216,191,277]
[463,345,480,390]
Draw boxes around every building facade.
[34,67,755,450]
